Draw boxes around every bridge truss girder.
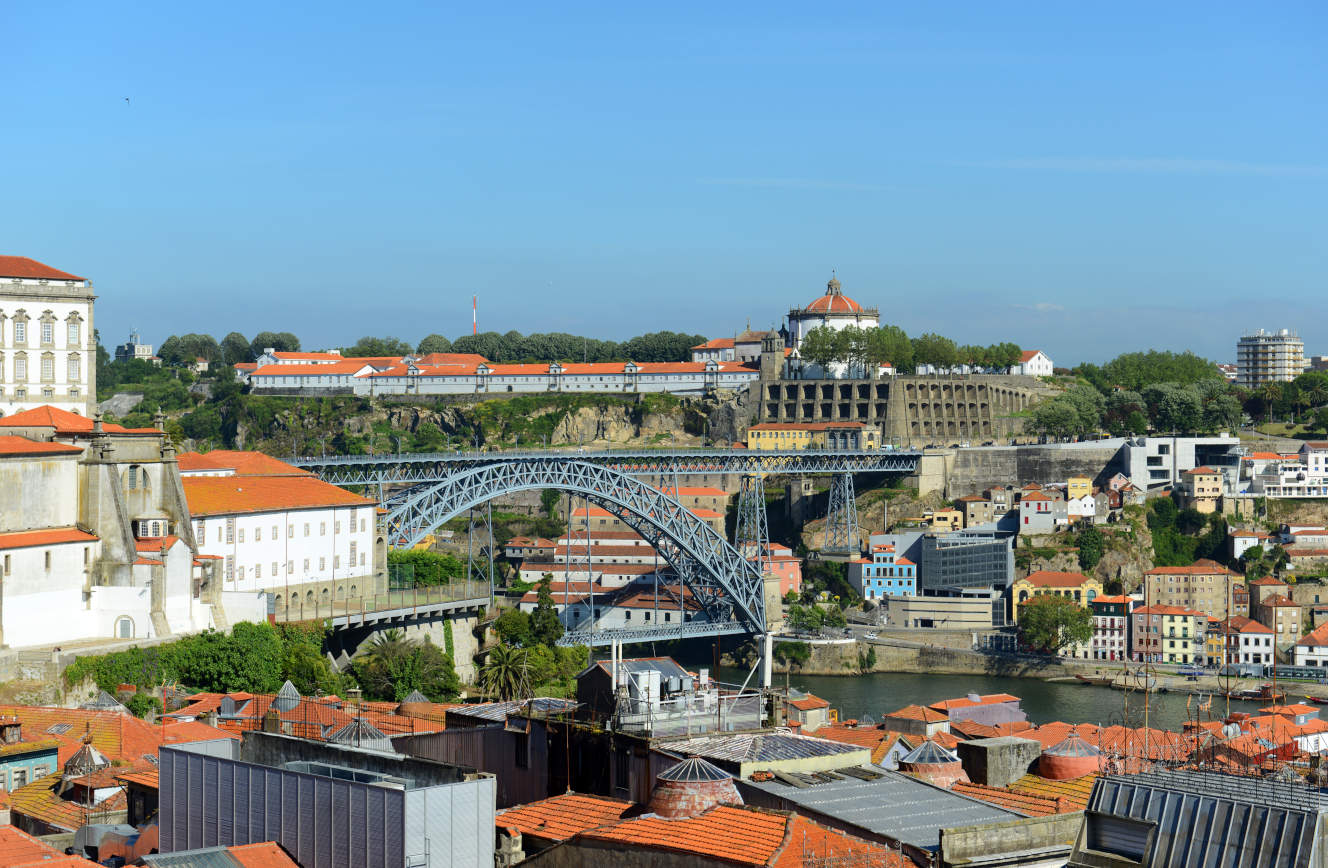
[384,459,765,639]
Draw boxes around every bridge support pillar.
[761,632,773,689]
[735,473,769,575]
[823,473,860,556]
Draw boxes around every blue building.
[849,543,917,601]
[0,716,58,793]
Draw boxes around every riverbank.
[763,637,1328,705]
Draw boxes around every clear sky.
[5,1,1325,365]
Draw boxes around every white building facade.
[784,276,879,378]
[0,256,95,419]
[1237,329,1304,387]
[1013,350,1054,377]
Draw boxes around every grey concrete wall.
[956,737,1043,787]
[943,443,1123,498]
[940,812,1082,867]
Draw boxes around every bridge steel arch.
[384,459,765,640]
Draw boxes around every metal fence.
[272,581,489,624]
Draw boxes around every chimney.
[263,709,281,733]
[0,716,21,745]
[92,411,104,434]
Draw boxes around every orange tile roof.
[1133,604,1207,617]
[1022,571,1094,588]
[197,450,313,477]
[929,693,1020,712]
[1297,623,1328,647]
[135,535,180,552]
[1008,772,1097,811]
[9,771,128,832]
[0,435,83,457]
[495,793,633,841]
[0,527,98,551]
[227,842,301,868]
[576,804,903,867]
[951,781,1067,817]
[1219,615,1273,634]
[0,255,85,281]
[883,704,949,723]
[248,361,373,377]
[1249,575,1289,586]
[787,693,830,711]
[693,337,736,350]
[1184,466,1219,475]
[0,704,231,766]
[0,405,161,435]
[1091,595,1133,604]
[271,351,345,362]
[0,825,99,867]
[183,475,373,516]
[1261,594,1300,607]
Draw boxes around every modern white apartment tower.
[1237,328,1304,387]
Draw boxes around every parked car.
[864,632,878,640]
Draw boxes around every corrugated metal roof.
[663,731,865,764]
[1080,771,1328,868]
[740,765,1019,851]
[143,846,242,867]
[657,756,732,782]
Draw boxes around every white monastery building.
[0,256,95,419]
[784,276,879,378]
[178,451,385,617]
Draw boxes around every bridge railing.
[273,581,490,624]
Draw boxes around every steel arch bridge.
[380,459,766,645]
[290,447,921,646]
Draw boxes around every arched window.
[115,617,134,639]
[125,465,150,491]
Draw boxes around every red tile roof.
[1018,350,1042,363]
[0,824,99,867]
[1133,604,1207,617]
[9,771,128,832]
[179,450,312,477]
[1022,571,1095,588]
[0,435,83,457]
[0,405,161,435]
[692,338,736,350]
[1249,575,1288,586]
[0,255,85,282]
[929,693,1020,712]
[1297,623,1328,647]
[1184,466,1219,475]
[883,704,949,723]
[495,793,633,841]
[951,781,1068,817]
[227,842,302,868]
[787,693,830,711]
[183,475,373,516]
[1260,594,1300,608]
[1219,616,1273,635]
[804,290,866,314]
[0,527,98,551]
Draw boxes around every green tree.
[1019,596,1094,655]
[249,331,300,357]
[912,333,958,370]
[1315,407,1328,436]
[1077,524,1104,571]
[220,331,252,365]
[479,644,531,700]
[417,334,453,355]
[125,693,163,719]
[387,550,464,586]
[346,336,413,358]
[786,603,825,634]
[822,604,847,629]
[352,629,460,701]
[869,324,913,372]
[530,574,565,645]
[492,609,535,647]
[798,326,845,371]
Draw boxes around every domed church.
[784,274,879,378]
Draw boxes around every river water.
[720,668,1276,732]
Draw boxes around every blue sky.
[4,1,1325,364]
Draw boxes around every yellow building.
[1066,476,1092,501]
[746,422,880,451]
[927,508,963,532]
[1011,571,1104,624]
[1132,605,1207,664]
[1181,466,1223,514]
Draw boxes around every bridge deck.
[276,584,490,630]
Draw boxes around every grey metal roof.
[327,716,394,753]
[657,756,732,782]
[1083,770,1328,868]
[663,732,866,764]
[451,697,579,722]
[400,689,430,704]
[588,657,691,680]
[142,846,245,867]
[1045,730,1101,758]
[739,766,1019,851]
[79,690,130,714]
[272,680,301,712]
[900,741,960,766]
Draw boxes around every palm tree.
[479,644,531,701]
[1261,382,1282,424]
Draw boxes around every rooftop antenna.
[472,295,477,335]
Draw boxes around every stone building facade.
[0,256,96,419]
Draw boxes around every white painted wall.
[0,454,79,532]
[193,504,376,593]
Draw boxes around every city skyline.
[5,2,1325,364]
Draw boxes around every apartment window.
[304,523,310,537]
[320,522,326,536]
[225,519,235,544]
[238,528,245,543]
[303,558,310,571]
[288,524,294,537]
[254,527,262,542]
[11,768,27,789]
[319,557,326,570]
[224,556,233,580]
[44,551,51,570]
[238,565,245,581]
[272,525,279,539]
[360,519,366,532]
[40,354,53,381]
[255,563,262,579]
[349,541,357,565]
[14,357,26,381]
[287,561,294,574]
[67,357,80,381]
[360,553,366,566]
[68,321,80,345]
[271,562,278,577]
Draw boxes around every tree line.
[154,328,711,366]
[796,324,1023,375]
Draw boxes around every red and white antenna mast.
[473,295,478,335]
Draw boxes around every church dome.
[803,275,865,314]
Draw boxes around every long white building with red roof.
[0,255,96,419]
